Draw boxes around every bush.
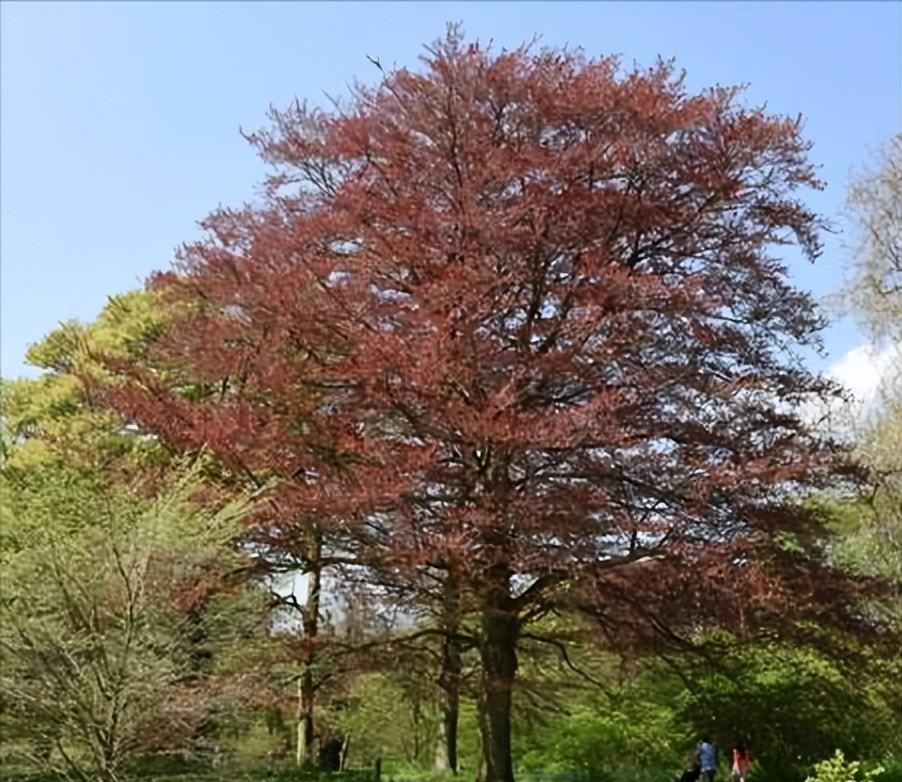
[874,758,902,782]
[806,750,885,782]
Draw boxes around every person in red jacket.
[731,741,752,782]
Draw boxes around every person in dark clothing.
[677,746,702,782]
[679,762,702,782]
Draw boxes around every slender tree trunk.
[476,709,489,782]
[340,736,351,771]
[478,568,518,782]
[436,571,462,773]
[295,678,304,767]
[295,672,316,768]
[435,719,450,772]
[440,682,460,773]
[412,696,421,762]
[98,738,120,782]
[296,534,322,769]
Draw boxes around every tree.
[101,29,875,782]
[95,291,353,768]
[829,135,902,644]
[15,291,335,770]
[0,463,248,782]
[843,134,902,344]
[675,636,899,782]
[1,290,170,476]
[839,134,902,586]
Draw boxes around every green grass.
[0,768,377,782]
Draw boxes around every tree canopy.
[92,30,882,782]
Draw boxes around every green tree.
[836,133,902,614]
[1,289,170,475]
[843,134,902,343]
[674,638,899,782]
[0,463,247,782]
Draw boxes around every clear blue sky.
[2,1,899,378]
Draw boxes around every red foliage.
[99,30,875,781]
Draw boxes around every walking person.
[731,741,752,782]
[697,736,719,782]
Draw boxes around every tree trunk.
[435,685,460,773]
[475,709,489,782]
[411,696,421,762]
[478,569,518,782]
[340,736,351,771]
[435,719,450,771]
[436,571,462,773]
[295,672,316,768]
[296,534,322,769]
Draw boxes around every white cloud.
[827,342,899,407]
[797,342,899,433]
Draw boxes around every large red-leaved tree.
[102,30,875,782]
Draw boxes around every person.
[697,736,719,782]
[731,741,752,782]
[678,751,701,782]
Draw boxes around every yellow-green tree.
[2,289,171,475]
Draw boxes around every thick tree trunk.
[478,569,518,782]
[296,534,322,769]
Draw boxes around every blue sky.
[2,1,899,379]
